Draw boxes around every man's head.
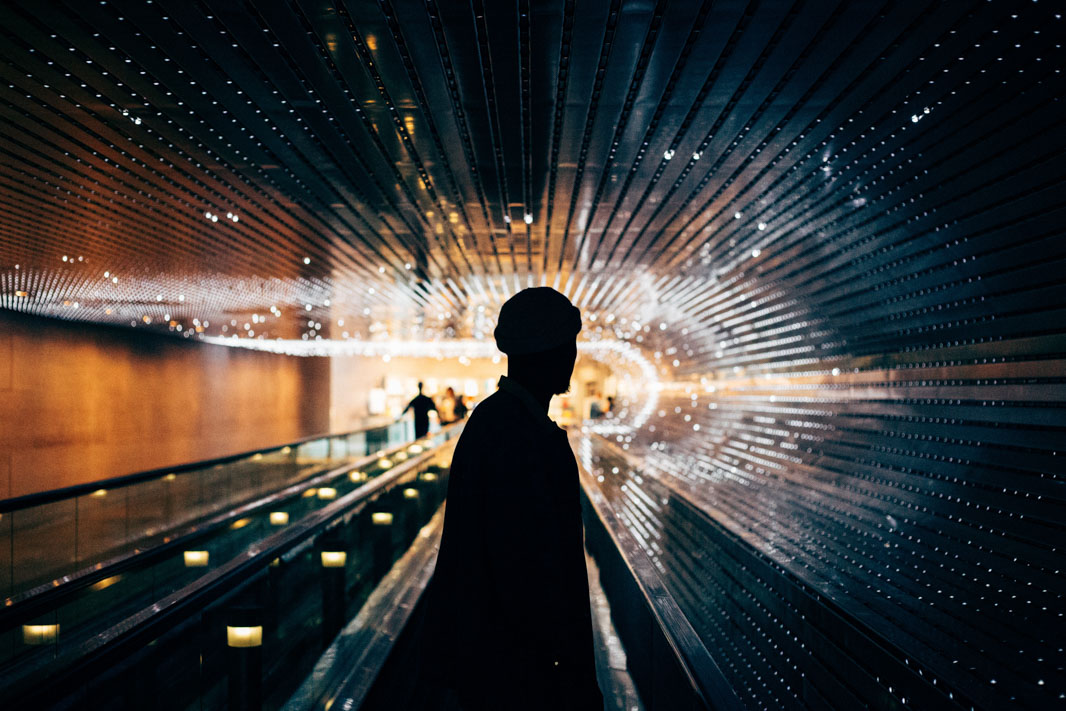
[417,381,424,393]
[508,341,578,395]
[494,287,581,396]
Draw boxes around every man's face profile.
[507,339,577,396]
[552,341,578,395]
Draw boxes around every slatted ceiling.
[0,2,1055,324]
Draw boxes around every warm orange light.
[317,487,337,500]
[349,471,367,483]
[90,489,107,498]
[230,518,251,530]
[89,575,122,592]
[303,488,318,498]
[420,472,438,482]
[269,511,289,525]
[372,512,393,526]
[403,488,419,499]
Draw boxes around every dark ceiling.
[0,0,1062,361]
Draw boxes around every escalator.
[0,421,461,708]
[279,430,1012,711]
[276,438,742,711]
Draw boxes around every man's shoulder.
[460,388,567,450]
[464,389,516,427]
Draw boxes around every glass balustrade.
[0,419,416,601]
[0,430,457,709]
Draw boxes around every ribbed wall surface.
[588,351,1064,707]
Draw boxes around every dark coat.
[416,377,603,711]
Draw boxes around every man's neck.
[505,374,552,413]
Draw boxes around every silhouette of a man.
[415,287,603,710]
[403,381,437,439]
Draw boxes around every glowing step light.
[23,624,60,645]
[320,551,347,568]
[184,550,209,567]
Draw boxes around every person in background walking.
[453,393,468,420]
[402,381,437,439]
[439,386,458,424]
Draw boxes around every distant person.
[589,391,604,419]
[606,395,615,416]
[453,393,468,420]
[439,386,458,424]
[414,287,603,710]
[402,381,437,439]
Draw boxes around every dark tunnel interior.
[0,1,1064,709]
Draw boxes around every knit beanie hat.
[493,287,581,355]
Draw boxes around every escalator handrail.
[286,506,446,711]
[0,415,408,512]
[0,425,461,701]
[578,458,745,711]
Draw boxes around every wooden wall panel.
[0,312,330,498]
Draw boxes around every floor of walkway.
[585,549,645,711]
